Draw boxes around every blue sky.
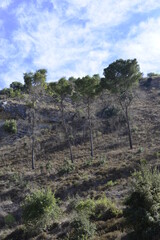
[0,0,160,89]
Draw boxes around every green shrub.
[75,196,121,220]
[94,196,121,220]
[99,106,119,119]
[46,161,52,172]
[70,212,96,240]
[4,213,16,227]
[59,159,75,174]
[124,162,160,238]
[4,119,17,134]
[22,188,60,231]
[75,199,95,215]
[84,158,93,167]
[98,154,107,166]
[105,180,117,188]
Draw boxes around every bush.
[124,162,160,238]
[22,188,60,231]
[98,106,119,119]
[75,198,95,215]
[4,213,16,227]
[75,196,121,221]
[58,159,75,175]
[4,119,17,134]
[69,196,121,239]
[94,196,121,220]
[70,212,96,240]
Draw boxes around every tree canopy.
[74,74,100,101]
[10,81,24,91]
[101,59,142,94]
[23,69,47,92]
[49,77,72,101]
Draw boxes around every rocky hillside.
[0,78,160,239]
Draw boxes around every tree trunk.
[87,100,94,157]
[125,107,133,149]
[61,100,74,163]
[32,136,35,169]
[32,109,35,169]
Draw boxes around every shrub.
[4,213,16,227]
[22,188,60,231]
[75,196,121,221]
[4,119,17,134]
[70,212,96,240]
[94,196,121,220]
[84,158,93,167]
[75,199,95,215]
[98,106,119,119]
[46,161,52,172]
[105,180,117,188]
[59,159,75,175]
[124,162,160,238]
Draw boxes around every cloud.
[0,0,12,9]
[115,17,160,75]
[0,0,160,87]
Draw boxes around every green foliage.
[24,69,47,92]
[0,87,23,98]
[24,72,33,91]
[97,154,107,166]
[75,75,100,100]
[70,212,96,240]
[124,162,160,237]
[4,119,17,134]
[0,87,11,96]
[70,196,121,239]
[105,180,118,188]
[147,72,160,78]
[100,106,119,119]
[22,188,60,231]
[75,196,121,221]
[75,199,95,215]
[58,159,75,175]
[10,81,24,91]
[84,158,93,167]
[49,77,72,99]
[101,58,142,94]
[94,196,121,220]
[46,161,52,172]
[34,69,47,87]
[4,213,16,227]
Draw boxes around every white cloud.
[0,0,12,9]
[1,0,160,87]
[115,17,160,75]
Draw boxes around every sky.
[0,0,160,89]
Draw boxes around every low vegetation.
[4,119,17,134]
[22,188,60,231]
[1,59,160,239]
[124,162,160,239]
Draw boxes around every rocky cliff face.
[0,100,27,119]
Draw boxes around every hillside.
[0,77,160,239]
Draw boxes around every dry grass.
[1,85,160,239]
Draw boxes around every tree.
[74,75,101,157]
[147,72,160,78]
[49,77,74,162]
[33,69,47,88]
[24,72,33,92]
[25,69,47,169]
[10,81,24,91]
[24,69,47,92]
[101,59,142,149]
